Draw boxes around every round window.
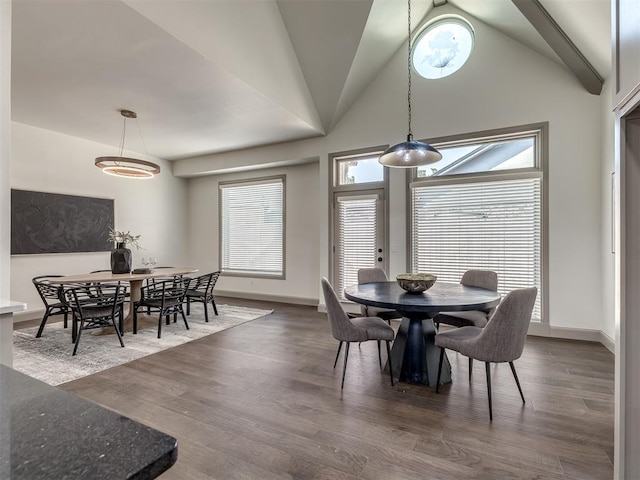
[412,17,475,79]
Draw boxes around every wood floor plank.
[49,298,614,479]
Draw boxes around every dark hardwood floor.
[55,298,614,479]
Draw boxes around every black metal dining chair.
[133,278,191,338]
[60,283,127,356]
[185,271,220,322]
[32,275,69,337]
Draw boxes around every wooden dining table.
[344,281,501,386]
[50,267,198,332]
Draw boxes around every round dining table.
[344,281,501,386]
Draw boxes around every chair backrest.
[32,275,64,305]
[142,277,190,303]
[147,267,182,286]
[321,277,366,343]
[475,287,537,362]
[357,268,389,284]
[460,270,498,291]
[461,270,499,316]
[190,271,221,294]
[61,283,125,318]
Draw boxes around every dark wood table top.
[344,281,501,315]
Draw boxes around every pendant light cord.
[117,112,151,161]
[407,0,413,142]
[118,116,127,158]
[135,117,151,160]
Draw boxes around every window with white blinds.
[220,176,285,277]
[412,178,542,319]
[336,195,378,298]
[410,125,546,322]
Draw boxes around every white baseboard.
[214,290,318,307]
[528,322,615,352]
[599,331,615,353]
[14,309,44,323]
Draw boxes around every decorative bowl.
[396,273,437,293]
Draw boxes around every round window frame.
[411,15,475,80]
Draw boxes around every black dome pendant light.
[378,0,442,168]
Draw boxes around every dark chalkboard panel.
[11,190,114,254]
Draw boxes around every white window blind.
[336,195,378,299]
[220,178,284,276]
[412,178,542,320]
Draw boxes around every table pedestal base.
[387,316,451,386]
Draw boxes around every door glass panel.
[334,192,383,299]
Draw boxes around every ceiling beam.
[512,0,603,95]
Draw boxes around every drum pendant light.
[95,109,161,179]
[378,0,442,168]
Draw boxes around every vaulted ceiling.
[11,0,611,161]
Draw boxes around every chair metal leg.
[436,348,445,393]
[385,340,394,386]
[36,310,51,338]
[118,305,124,336]
[333,341,343,369]
[180,308,189,330]
[186,298,191,315]
[509,361,526,403]
[469,358,473,381]
[377,340,382,368]
[63,311,68,329]
[112,316,125,348]
[341,343,350,389]
[72,319,85,356]
[485,362,493,421]
[157,313,162,338]
[203,301,209,322]
[211,298,218,315]
[71,314,78,343]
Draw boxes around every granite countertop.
[0,364,177,479]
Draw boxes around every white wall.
[10,122,189,318]
[1,0,11,301]
[188,162,320,303]
[601,78,616,344]
[178,7,606,332]
[327,6,605,332]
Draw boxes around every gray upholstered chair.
[434,270,499,329]
[435,287,537,420]
[321,277,395,389]
[357,268,402,324]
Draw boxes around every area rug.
[12,304,272,386]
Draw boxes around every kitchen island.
[0,364,177,479]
